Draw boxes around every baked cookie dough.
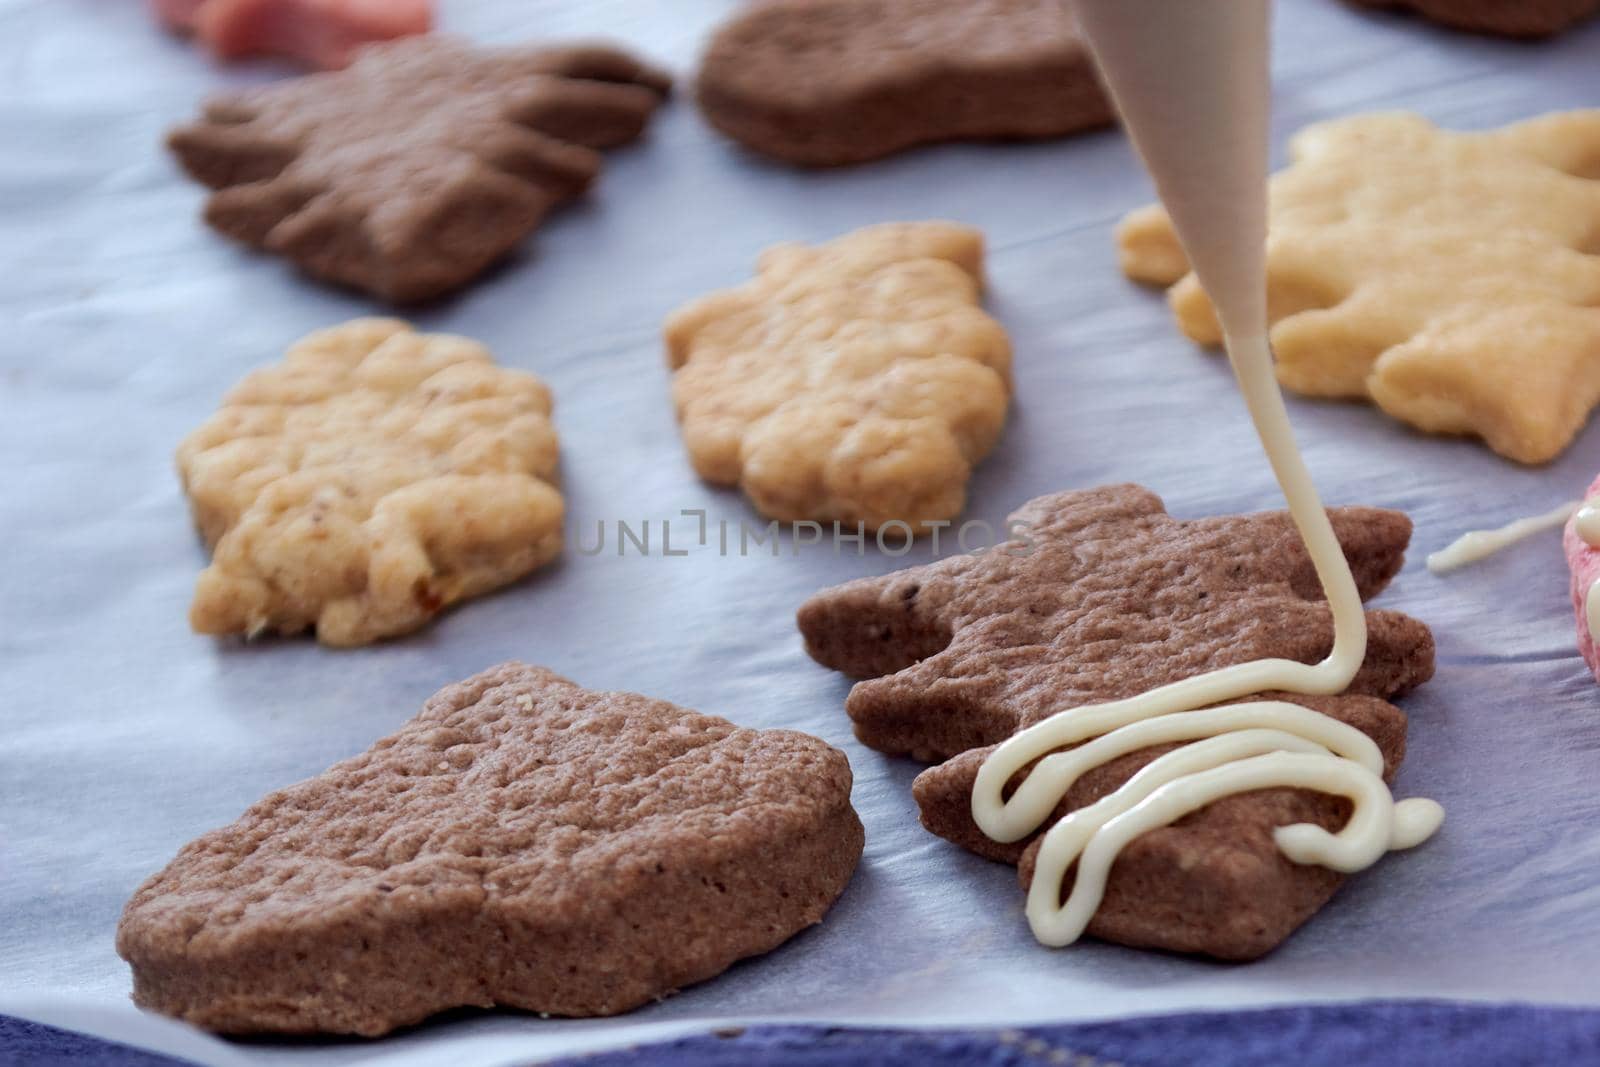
[799,485,1436,959]
[117,663,864,1035]
[695,0,1112,166]
[178,318,562,646]
[1119,110,1600,464]
[1345,0,1600,37]
[665,221,1012,532]
[167,36,670,301]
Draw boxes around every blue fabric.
[7,1002,1600,1067]
[0,1014,199,1067]
[548,1002,1600,1066]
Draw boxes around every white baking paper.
[3,1,1600,1064]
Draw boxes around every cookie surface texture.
[798,485,1436,959]
[116,663,864,1035]
[178,318,563,646]
[665,221,1012,532]
[167,35,670,301]
[695,0,1113,166]
[1119,111,1600,464]
[1345,0,1600,37]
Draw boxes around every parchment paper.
[4,1,1600,1063]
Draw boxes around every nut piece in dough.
[177,318,563,646]
[1119,110,1600,464]
[117,663,864,1035]
[665,222,1012,532]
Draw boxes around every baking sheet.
[4,0,1600,1063]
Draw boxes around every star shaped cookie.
[168,36,670,301]
[1119,111,1600,463]
[665,222,1012,532]
[799,485,1436,958]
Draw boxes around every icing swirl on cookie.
[973,0,1441,947]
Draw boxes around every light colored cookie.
[178,318,563,646]
[664,222,1012,531]
[1119,110,1600,464]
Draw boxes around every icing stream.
[973,0,1442,947]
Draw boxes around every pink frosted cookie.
[153,0,430,70]
[1564,475,1600,682]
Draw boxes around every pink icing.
[1563,474,1600,683]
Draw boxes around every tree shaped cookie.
[695,0,1112,167]
[1119,111,1600,464]
[799,485,1436,958]
[178,318,563,646]
[665,222,1012,532]
[117,663,864,1035]
[167,36,670,302]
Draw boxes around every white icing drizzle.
[973,0,1441,948]
[1426,501,1579,574]
[1429,498,1600,643]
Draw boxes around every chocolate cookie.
[168,36,670,302]
[116,664,863,1035]
[798,485,1435,959]
[1345,0,1600,37]
[695,0,1113,167]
